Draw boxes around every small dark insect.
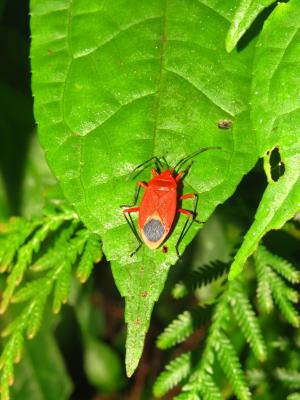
[218,119,233,129]
[121,147,221,257]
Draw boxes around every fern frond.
[270,272,300,327]
[0,218,38,273]
[270,271,299,303]
[171,281,189,299]
[255,245,300,326]
[0,207,102,400]
[157,306,212,350]
[157,311,194,350]
[26,294,49,339]
[181,299,231,396]
[77,233,102,283]
[276,368,300,389]
[52,262,72,314]
[246,368,266,387]
[0,246,37,313]
[258,246,300,283]
[153,352,191,397]
[31,222,78,272]
[215,332,251,400]
[199,373,222,400]
[185,260,229,291]
[0,332,23,399]
[158,247,300,400]
[288,393,300,400]
[174,392,199,400]
[228,280,267,361]
[0,211,78,313]
[256,262,274,313]
[11,277,50,304]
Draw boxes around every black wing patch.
[143,219,165,242]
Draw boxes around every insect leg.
[121,181,146,210]
[132,181,147,204]
[179,193,196,201]
[120,181,146,256]
[175,209,193,258]
[179,193,204,223]
[121,208,143,256]
[175,194,205,257]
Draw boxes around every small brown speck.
[47,49,54,55]
[141,291,148,298]
[162,245,168,253]
[218,119,233,129]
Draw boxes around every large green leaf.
[30,0,258,375]
[226,0,276,52]
[229,0,300,279]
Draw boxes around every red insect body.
[123,168,195,253]
[138,169,177,249]
[121,147,220,256]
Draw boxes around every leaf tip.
[125,358,137,378]
[225,38,235,53]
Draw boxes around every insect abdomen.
[143,219,165,242]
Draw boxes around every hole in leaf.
[269,147,285,181]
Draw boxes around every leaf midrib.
[151,0,168,160]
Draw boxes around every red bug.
[121,147,220,257]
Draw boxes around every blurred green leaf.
[22,135,56,218]
[11,329,72,400]
[83,335,125,393]
[75,285,125,392]
[30,0,261,375]
[230,1,300,279]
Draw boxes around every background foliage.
[0,0,299,399]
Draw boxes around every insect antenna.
[173,146,221,172]
[127,156,166,180]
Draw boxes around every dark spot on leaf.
[269,147,285,181]
[143,219,165,242]
[218,119,233,129]
[135,318,141,326]
[162,246,168,253]
[47,49,54,55]
[140,291,148,298]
